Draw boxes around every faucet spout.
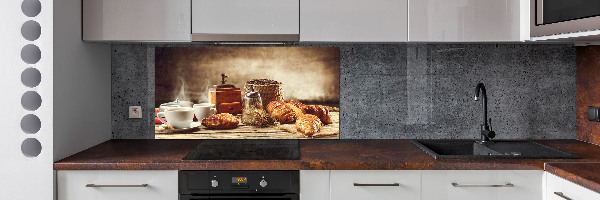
[474,83,487,129]
[474,83,495,142]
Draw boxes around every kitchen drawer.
[422,170,542,200]
[545,172,600,200]
[330,170,421,200]
[57,170,178,200]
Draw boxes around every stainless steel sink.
[412,140,579,159]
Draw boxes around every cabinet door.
[422,170,542,200]
[545,172,600,200]
[330,170,420,200]
[83,0,191,41]
[300,170,330,200]
[300,0,408,42]
[57,170,178,200]
[191,0,299,36]
[409,0,529,42]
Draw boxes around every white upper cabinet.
[409,0,530,42]
[300,0,408,42]
[83,0,191,41]
[191,0,300,41]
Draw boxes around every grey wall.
[54,0,112,161]
[112,43,576,139]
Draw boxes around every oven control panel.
[179,171,299,195]
[231,176,249,189]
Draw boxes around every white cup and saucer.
[193,103,216,121]
[156,107,200,129]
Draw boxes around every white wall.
[0,0,54,199]
[0,0,111,199]
[53,0,112,162]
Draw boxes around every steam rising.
[155,47,340,108]
[174,77,190,101]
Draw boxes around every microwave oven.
[531,0,600,39]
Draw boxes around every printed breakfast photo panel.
[155,47,340,139]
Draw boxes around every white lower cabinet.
[57,169,600,200]
[300,170,330,200]
[421,170,543,200]
[57,170,178,200]
[300,170,331,200]
[330,170,421,200]
[545,172,600,200]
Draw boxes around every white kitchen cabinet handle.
[554,192,573,200]
[353,183,400,186]
[451,183,514,188]
[86,184,149,188]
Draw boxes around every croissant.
[266,100,297,123]
[288,100,305,109]
[201,113,239,129]
[296,114,323,136]
[302,105,333,124]
[287,103,304,119]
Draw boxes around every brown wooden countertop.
[545,162,600,194]
[54,139,600,171]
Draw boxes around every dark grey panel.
[111,43,576,140]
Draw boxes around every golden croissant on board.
[288,100,305,109]
[287,100,333,124]
[266,100,300,123]
[201,113,239,129]
[302,105,333,124]
[295,114,323,136]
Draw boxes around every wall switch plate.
[129,106,142,118]
[588,106,599,122]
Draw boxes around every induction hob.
[182,140,300,160]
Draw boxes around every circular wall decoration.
[20,114,41,134]
[21,0,44,160]
[21,68,41,88]
[21,138,42,157]
[21,0,41,17]
[21,44,41,64]
[21,20,41,41]
[21,91,42,111]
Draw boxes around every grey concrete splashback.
[112,43,576,139]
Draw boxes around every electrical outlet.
[129,106,142,118]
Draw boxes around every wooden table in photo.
[155,112,340,139]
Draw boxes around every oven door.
[180,194,299,200]
[531,0,600,37]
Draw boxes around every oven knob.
[259,179,268,188]
[211,180,219,188]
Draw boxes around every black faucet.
[474,83,495,143]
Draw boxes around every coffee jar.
[242,86,273,127]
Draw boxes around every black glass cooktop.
[182,140,300,160]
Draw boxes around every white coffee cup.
[156,107,194,129]
[159,103,181,112]
[178,100,194,108]
[193,103,216,120]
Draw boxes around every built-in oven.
[179,171,299,200]
[531,0,600,38]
